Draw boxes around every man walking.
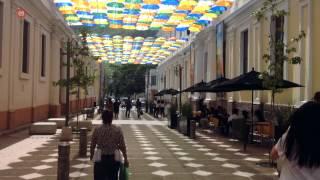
[136,99,142,119]
[125,98,132,118]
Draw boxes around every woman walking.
[113,99,120,119]
[90,111,129,180]
[271,101,320,180]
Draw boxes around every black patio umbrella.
[182,80,207,92]
[155,89,180,96]
[191,77,229,92]
[212,68,303,141]
[165,88,180,95]
[154,90,165,96]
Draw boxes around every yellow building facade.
[156,0,319,111]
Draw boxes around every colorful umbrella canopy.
[54,0,233,32]
[86,34,187,64]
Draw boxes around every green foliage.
[252,0,289,21]
[53,30,96,97]
[252,0,305,104]
[104,64,156,97]
[181,103,192,118]
[274,104,296,133]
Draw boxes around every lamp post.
[65,40,71,127]
[145,70,150,113]
[178,65,182,114]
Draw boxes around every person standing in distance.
[136,99,142,119]
[125,97,132,118]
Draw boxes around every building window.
[241,29,248,74]
[151,76,156,86]
[204,52,208,81]
[0,2,3,68]
[40,34,46,77]
[22,20,30,73]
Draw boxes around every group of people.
[152,100,165,118]
[104,98,121,119]
[104,97,143,119]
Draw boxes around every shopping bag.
[124,167,129,180]
[92,148,101,162]
[140,110,144,115]
[119,164,129,180]
[114,149,124,163]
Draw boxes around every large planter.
[179,116,189,135]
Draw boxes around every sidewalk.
[0,111,278,180]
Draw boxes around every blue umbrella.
[142,4,160,10]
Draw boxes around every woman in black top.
[113,100,120,119]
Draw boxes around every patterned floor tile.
[212,157,228,162]
[145,156,162,161]
[20,173,44,180]
[233,171,255,178]
[174,152,189,156]
[192,170,212,176]
[244,157,261,162]
[169,147,183,151]
[41,158,57,163]
[143,151,158,155]
[32,165,52,170]
[205,152,219,156]
[185,163,203,168]
[148,162,167,167]
[69,171,88,178]
[152,170,173,177]
[72,163,91,169]
[179,157,195,161]
[222,163,240,168]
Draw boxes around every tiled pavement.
[0,109,278,180]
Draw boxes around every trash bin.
[190,120,196,139]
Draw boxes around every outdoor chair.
[208,117,219,133]
[254,121,277,168]
[254,121,275,146]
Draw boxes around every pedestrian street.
[0,110,277,180]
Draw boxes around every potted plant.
[274,105,295,141]
[181,103,193,135]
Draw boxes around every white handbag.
[93,148,102,162]
[114,149,124,163]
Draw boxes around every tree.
[252,0,305,109]
[54,29,97,126]
[105,64,156,97]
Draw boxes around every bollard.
[190,120,196,139]
[57,142,70,180]
[79,128,88,157]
